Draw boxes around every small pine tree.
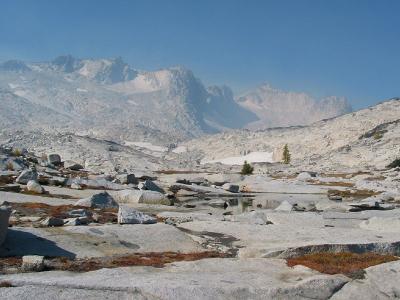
[241,160,254,175]
[282,144,291,164]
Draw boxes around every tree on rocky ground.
[241,160,254,175]
[282,144,291,164]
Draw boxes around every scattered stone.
[47,176,68,186]
[64,160,84,171]
[138,180,164,193]
[115,173,138,184]
[0,206,11,245]
[41,217,64,227]
[222,183,240,193]
[329,195,343,201]
[293,202,317,212]
[64,217,90,226]
[70,183,82,190]
[26,180,45,194]
[21,255,45,272]
[16,169,38,184]
[48,154,62,166]
[74,192,119,209]
[68,209,91,218]
[117,206,157,224]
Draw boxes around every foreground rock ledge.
[1,258,349,300]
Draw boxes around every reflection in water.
[229,198,251,213]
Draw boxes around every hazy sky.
[1,0,399,109]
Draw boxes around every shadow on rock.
[0,229,76,259]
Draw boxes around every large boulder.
[117,206,157,224]
[0,206,11,245]
[74,192,119,209]
[138,180,164,193]
[113,189,171,205]
[26,180,45,194]
[16,169,38,184]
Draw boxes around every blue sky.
[0,0,399,109]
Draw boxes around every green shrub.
[282,144,291,164]
[241,160,254,175]
[373,132,383,140]
[6,162,14,171]
[11,149,22,157]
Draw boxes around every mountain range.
[0,56,351,143]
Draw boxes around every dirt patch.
[270,174,298,180]
[364,175,386,181]
[0,252,226,274]
[321,171,372,179]
[309,180,355,187]
[20,189,78,200]
[0,257,22,272]
[8,202,118,226]
[328,189,381,200]
[287,252,398,279]
[0,281,14,288]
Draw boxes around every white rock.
[113,189,171,205]
[117,206,157,224]
[21,255,44,272]
[70,183,82,190]
[138,179,164,193]
[297,172,312,181]
[26,180,45,194]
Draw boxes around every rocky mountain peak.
[0,60,31,72]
